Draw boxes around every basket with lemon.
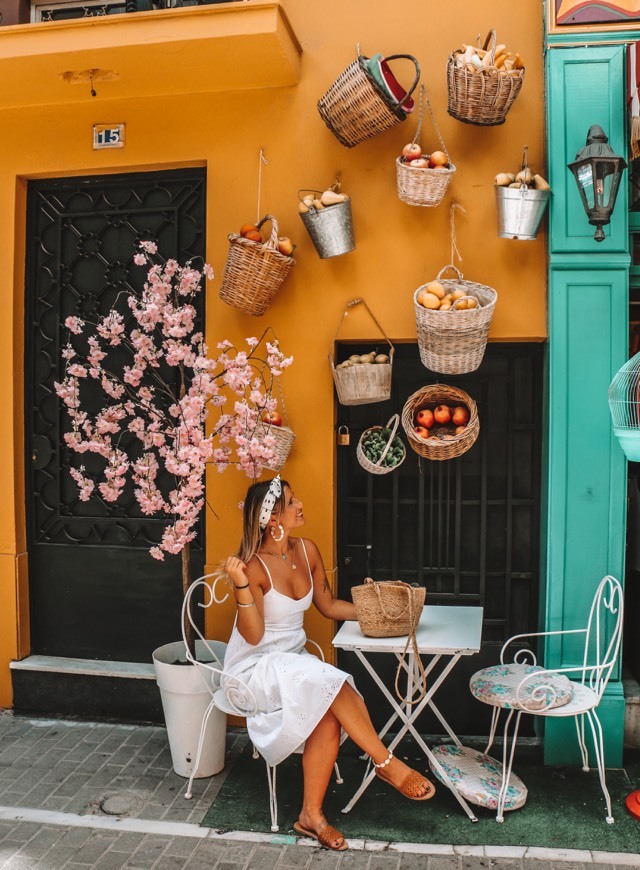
[413,265,497,374]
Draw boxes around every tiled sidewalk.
[0,711,638,870]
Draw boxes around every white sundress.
[222,538,356,767]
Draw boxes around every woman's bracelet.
[234,583,250,589]
[237,601,255,609]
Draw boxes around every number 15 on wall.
[93,124,125,150]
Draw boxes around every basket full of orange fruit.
[414,265,497,375]
[401,384,479,461]
[219,214,296,317]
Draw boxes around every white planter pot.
[152,639,227,779]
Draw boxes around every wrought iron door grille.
[337,343,542,648]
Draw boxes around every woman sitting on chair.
[223,475,435,852]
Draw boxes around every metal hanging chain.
[411,83,452,163]
[256,148,269,224]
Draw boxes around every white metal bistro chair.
[469,575,623,824]
[181,573,342,832]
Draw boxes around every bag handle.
[394,587,427,705]
[329,298,394,364]
[379,54,422,108]
[375,415,401,468]
[436,264,464,282]
[255,214,279,251]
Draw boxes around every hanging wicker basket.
[219,214,295,317]
[396,85,456,208]
[357,414,406,475]
[318,52,421,148]
[401,384,479,461]
[330,298,394,405]
[256,423,296,473]
[447,30,524,127]
[414,265,497,374]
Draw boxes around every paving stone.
[92,849,133,870]
[34,844,78,869]
[426,858,459,870]
[368,855,402,870]
[153,856,195,870]
[246,844,283,870]
[0,855,38,869]
[66,832,121,865]
[57,828,95,848]
[396,853,430,870]
[53,773,94,799]
[163,836,202,860]
[338,852,370,870]
[14,826,61,858]
[124,834,172,868]
[522,863,552,870]
[277,844,314,868]
[307,851,344,870]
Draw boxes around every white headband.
[259,476,282,530]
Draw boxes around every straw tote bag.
[351,578,427,703]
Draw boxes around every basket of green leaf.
[357,414,406,475]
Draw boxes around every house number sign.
[93,124,125,149]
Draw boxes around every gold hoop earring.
[271,524,284,542]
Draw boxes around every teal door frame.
[544,43,628,765]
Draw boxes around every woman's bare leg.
[329,682,431,797]
[297,709,344,848]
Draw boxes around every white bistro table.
[332,604,484,822]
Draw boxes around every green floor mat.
[201,741,640,852]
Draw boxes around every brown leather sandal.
[374,750,435,801]
[293,821,348,851]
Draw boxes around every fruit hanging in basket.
[413,402,470,442]
[239,222,295,256]
[417,281,478,312]
[454,41,524,73]
[400,143,451,171]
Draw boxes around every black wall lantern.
[567,125,627,242]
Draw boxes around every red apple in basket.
[262,410,283,427]
[434,405,451,425]
[455,425,467,436]
[402,143,422,162]
[414,426,429,440]
[409,157,429,169]
[416,409,434,429]
[277,236,294,256]
[452,406,470,426]
[428,150,449,168]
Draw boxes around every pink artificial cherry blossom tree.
[55,241,293,650]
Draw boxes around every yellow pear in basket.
[420,292,441,310]
[320,189,348,206]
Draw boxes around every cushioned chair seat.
[469,663,573,711]
[429,745,527,811]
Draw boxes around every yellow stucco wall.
[0,0,545,707]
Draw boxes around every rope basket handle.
[410,84,451,162]
[256,214,279,250]
[436,264,465,282]
[329,298,395,360]
[394,591,427,705]
[482,29,497,59]
[374,414,400,467]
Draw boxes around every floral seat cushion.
[470,663,573,711]
[429,744,527,811]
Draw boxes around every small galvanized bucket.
[496,186,551,240]
[299,190,355,258]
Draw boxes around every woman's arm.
[306,539,357,621]
[225,555,267,645]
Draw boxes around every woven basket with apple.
[396,85,456,208]
[414,264,497,375]
[401,384,479,461]
[255,404,296,473]
[219,214,295,317]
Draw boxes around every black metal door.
[336,343,543,736]
[25,169,206,662]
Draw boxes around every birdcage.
[608,352,640,461]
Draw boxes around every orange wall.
[0,0,545,706]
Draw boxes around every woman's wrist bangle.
[234,583,250,589]
[237,601,255,609]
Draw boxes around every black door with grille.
[336,343,543,736]
[25,169,206,662]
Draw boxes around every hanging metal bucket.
[495,186,551,240]
[299,199,355,258]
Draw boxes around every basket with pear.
[494,147,551,240]
[298,181,355,259]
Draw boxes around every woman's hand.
[225,556,249,588]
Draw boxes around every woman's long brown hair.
[236,478,289,563]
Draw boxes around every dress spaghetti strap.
[255,554,275,589]
[299,539,313,580]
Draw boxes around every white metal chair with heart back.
[181,572,342,832]
[469,575,623,824]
